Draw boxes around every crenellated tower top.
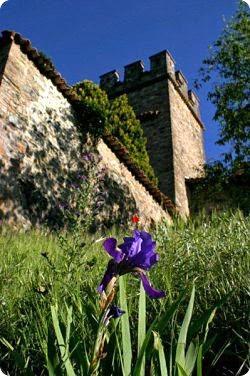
[99,51,205,216]
[100,50,201,122]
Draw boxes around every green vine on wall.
[72,80,158,185]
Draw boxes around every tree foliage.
[73,80,157,184]
[198,1,250,164]
[190,161,250,214]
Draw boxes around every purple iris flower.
[102,305,125,326]
[98,230,165,299]
[107,305,125,319]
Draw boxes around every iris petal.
[119,237,134,255]
[103,238,124,263]
[139,272,166,299]
[97,269,113,293]
[130,246,158,270]
[97,260,117,293]
[133,230,141,240]
[141,239,156,254]
[108,305,125,319]
[119,236,142,257]
[139,231,152,241]
[129,237,142,257]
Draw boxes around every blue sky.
[0,0,239,162]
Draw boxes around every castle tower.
[100,51,205,215]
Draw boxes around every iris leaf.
[119,276,132,376]
[133,290,186,376]
[138,281,146,376]
[175,286,195,371]
[51,305,76,376]
[153,331,168,376]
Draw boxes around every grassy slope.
[0,211,249,374]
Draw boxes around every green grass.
[154,210,249,311]
[0,211,249,375]
[153,211,249,374]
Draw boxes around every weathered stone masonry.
[0,38,83,226]
[0,30,171,228]
[100,51,205,215]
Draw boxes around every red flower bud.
[132,215,139,223]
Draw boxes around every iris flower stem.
[89,278,118,375]
[89,307,110,375]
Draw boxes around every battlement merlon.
[100,50,176,90]
[175,70,188,96]
[100,70,120,90]
[99,51,202,122]
[174,69,200,116]
[188,89,200,117]
[149,50,175,76]
[124,60,144,82]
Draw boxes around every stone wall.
[0,33,171,228]
[0,43,11,82]
[118,80,175,201]
[100,50,205,215]
[168,79,204,214]
[97,140,170,228]
[0,41,83,226]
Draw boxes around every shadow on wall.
[0,105,84,228]
[0,154,78,229]
[0,111,138,230]
[0,160,138,230]
[91,174,137,232]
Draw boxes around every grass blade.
[65,305,73,360]
[0,337,14,352]
[156,290,186,333]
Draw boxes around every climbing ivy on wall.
[72,80,157,185]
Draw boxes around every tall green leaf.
[153,331,168,376]
[51,305,76,376]
[138,282,146,376]
[185,341,198,375]
[176,362,189,376]
[119,276,132,376]
[133,291,186,376]
[175,286,195,371]
[196,345,203,376]
[115,330,126,376]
